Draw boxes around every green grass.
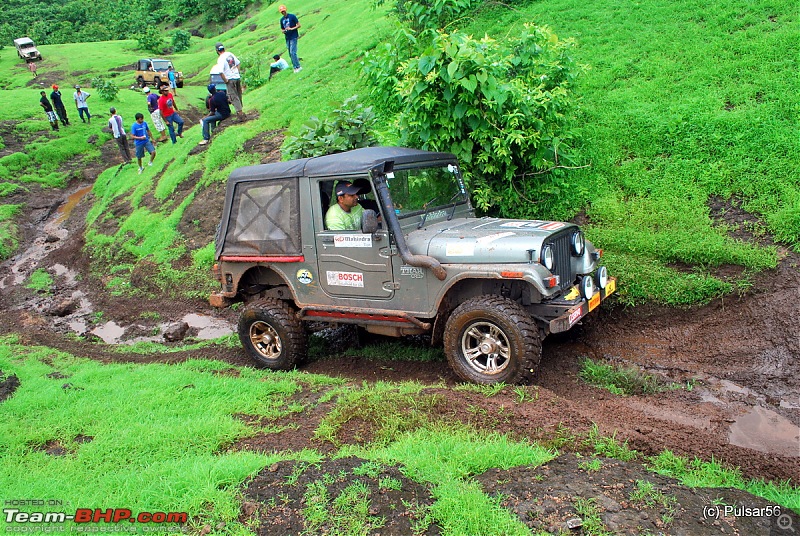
[0,341,344,532]
[648,450,800,513]
[357,428,556,535]
[463,0,798,304]
[578,357,664,396]
[25,268,54,293]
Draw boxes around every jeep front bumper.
[544,277,617,333]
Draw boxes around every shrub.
[364,26,582,217]
[240,54,268,90]
[90,77,119,102]
[136,27,165,54]
[374,0,478,33]
[171,30,191,52]
[282,96,379,159]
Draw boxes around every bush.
[282,96,378,159]
[136,27,165,54]
[240,54,268,90]
[374,0,478,33]
[90,77,119,101]
[171,30,191,52]
[365,26,582,217]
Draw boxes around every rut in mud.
[1,121,797,534]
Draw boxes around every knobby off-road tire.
[443,295,541,385]
[237,298,307,370]
[137,76,145,88]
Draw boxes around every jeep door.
[314,178,394,299]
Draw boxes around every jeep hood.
[405,217,577,263]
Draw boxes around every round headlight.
[595,266,609,289]
[540,244,554,271]
[571,230,585,257]
[580,275,595,299]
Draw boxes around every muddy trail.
[0,122,798,534]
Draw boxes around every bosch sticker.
[296,269,313,285]
[326,271,364,287]
[568,308,582,326]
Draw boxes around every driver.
[325,182,364,230]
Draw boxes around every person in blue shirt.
[130,113,157,173]
[279,5,302,72]
[168,66,178,95]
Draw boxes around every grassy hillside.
[0,0,797,304]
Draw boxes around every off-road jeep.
[210,147,616,384]
[14,37,42,61]
[134,59,184,88]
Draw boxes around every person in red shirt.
[157,84,184,143]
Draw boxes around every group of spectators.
[38,84,93,131]
[33,4,304,163]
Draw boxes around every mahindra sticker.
[333,235,372,247]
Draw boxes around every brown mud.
[0,122,797,534]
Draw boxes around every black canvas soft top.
[216,147,458,259]
[226,146,457,183]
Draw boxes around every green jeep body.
[210,147,616,384]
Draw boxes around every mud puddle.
[89,314,234,344]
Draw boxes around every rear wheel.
[237,298,307,370]
[444,295,541,385]
[153,76,161,88]
[137,76,145,88]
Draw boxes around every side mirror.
[361,209,378,234]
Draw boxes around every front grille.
[546,231,575,291]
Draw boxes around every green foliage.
[374,0,478,33]
[578,357,663,396]
[584,424,638,461]
[648,450,800,513]
[171,30,192,52]
[25,268,53,293]
[364,26,582,217]
[136,27,166,54]
[0,203,21,260]
[0,347,305,532]
[203,0,247,23]
[240,54,268,90]
[89,76,119,101]
[282,96,379,159]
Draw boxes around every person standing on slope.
[214,43,245,121]
[279,5,302,73]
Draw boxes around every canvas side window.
[223,178,301,255]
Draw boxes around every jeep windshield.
[151,60,173,71]
[386,164,469,221]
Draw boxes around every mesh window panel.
[222,178,301,256]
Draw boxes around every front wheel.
[153,76,161,88]
[237,298,307,370]
[137,76,145,88]
[443,295,541,385]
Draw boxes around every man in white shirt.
[108,107,131,163]
[73,85,91,124]
[215,43,245,120]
